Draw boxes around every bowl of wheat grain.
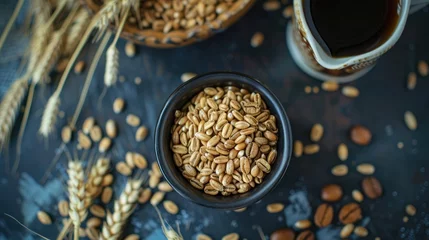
[155,72,292,209]
[82,0,255,48]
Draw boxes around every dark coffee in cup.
[304,0,400,58]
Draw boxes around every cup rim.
[154,71,292,209]
[293,0,411,69]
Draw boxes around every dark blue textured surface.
[0,1,429,240]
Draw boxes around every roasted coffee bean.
[270,228,295,240]
[362,176,383,199]
[339,203,362,224]
[296,230,315,240]
[314,203,334,227]
[350,125,372,146]
[321,184,343,202]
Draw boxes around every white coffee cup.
[287,0,429,83]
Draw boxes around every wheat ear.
[32,6,78,84]
[67,160,87,240]
[85,157,110,201]
[0,0,25,53]
[53,0,121,98]
[98,5,130,107]
[41,32,111,185]
[57,157,110,240]
[0,76,29,153]
[63,9,90,56]
[100,179,143,239]
[38,93,60,139]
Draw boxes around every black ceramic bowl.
[155,72,292,209]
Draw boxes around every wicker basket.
[82,0,255,48]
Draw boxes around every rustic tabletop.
[0,2,429,240]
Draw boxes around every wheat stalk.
[154,206,184,240]
[100,179,143,240]
[0,0,25,53]
[63,9,90,56]
[38,93,60,138]
[0,76,29,152]
[67,160,87,240]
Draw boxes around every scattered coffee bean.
[321,184,343,202]
[352,189,364,202]
[296,230,315,240]
[362,176,383,199]
[270,228,295,240]
[339,203,362,224]
[354,226,368,237]
[310,123,324,142]
[294,140,303,157]
[405,204,416,216]
[350,125,372,145]
[356,163,375,175]
[337,143,348,161]
[294,219,312,229]
[314,203,333,227]
[340,224,354,238]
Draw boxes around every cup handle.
[409,0,429,14]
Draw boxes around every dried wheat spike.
[154,206,184,240]
[63,9,90,56]
[0,77,29,150]
[67,161,88,237]
[27,0,52,74]
[95,0,121,39]
[85,157,110,201]
[32,31,64,84]
[39,94,60,138]
[100,179,143,239]
[104,45,119,87]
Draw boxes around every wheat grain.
[39,94,60,138]
[0,77,29,151]
[64,9,90,56]
[67,160,87,240]
[100,179,143,239]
